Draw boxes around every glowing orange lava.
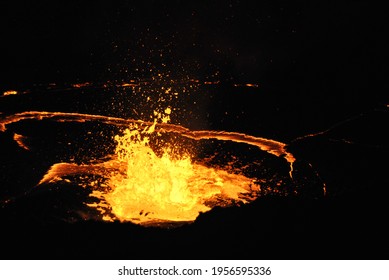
[13,133,29,150]
[1,76,300,226]
[1,109,295,225]
[72,82,91,88]
[89,125,255,224]
[233,83,259,88]
[3,90,18,96]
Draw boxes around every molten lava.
[0,108,299,226]
[0,80,302,227]
[86,110,256,224]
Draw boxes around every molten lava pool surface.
[0,81,324,228]
[1,1,388,260]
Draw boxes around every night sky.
[2,1,388,135]
[2,2,387,94]
[0,1,388,259]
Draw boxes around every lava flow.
[1,109,295,226]
[86,114,257,224]
[0,79,301,226]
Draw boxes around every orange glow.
[0,111,296,168]
[86,108,255,224]
[121,83,137,87]
[3,90,18,96]
[91,125,254,224]
[233,83,259,88]
[203,81,220,85]
[13,133,29,150]
[1,110,298,226]
[72,82,91,88]
[245,83,259,88]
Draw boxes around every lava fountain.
[87,110,257,224]
[0,80,319,227]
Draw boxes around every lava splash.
[0,110,296,226]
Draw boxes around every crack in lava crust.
[1,111,296,226]
[0,111,295,166]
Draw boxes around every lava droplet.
[1,110,296,226]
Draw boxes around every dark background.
[0,1,388,259]
[2,1,387,98]
[1,1,388,137]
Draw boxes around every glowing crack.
[0,110,295,225]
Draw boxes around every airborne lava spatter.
[0,81,307,226]
[90,119,257,224]
[37,109,261,225]
[0,109,296,225]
